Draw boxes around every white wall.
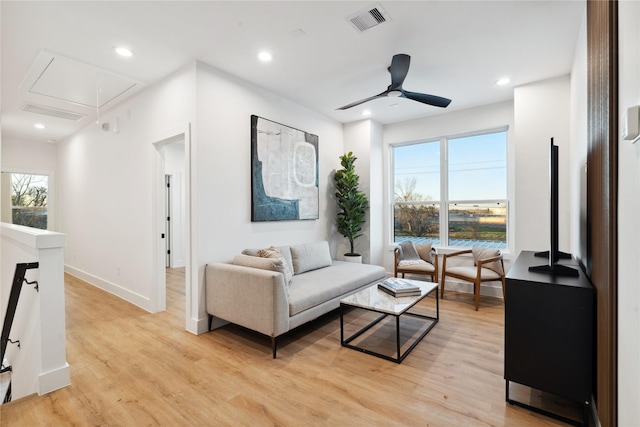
[514,75,572,258]
[569,10,588,262]
[1,137,57,173]
[192,62,345,328]
[617,1,640,424]
[57,64,196,312]
[343,119,384,266]
[382,101,515,275]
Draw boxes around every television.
[528,138,579,277]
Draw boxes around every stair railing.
[1,262,39,403]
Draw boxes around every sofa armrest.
[205,263,290,337]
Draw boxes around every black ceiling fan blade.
[403,91,452,108]
[337,91,388,110]
[338,53,452,111]
[389,54,410,89]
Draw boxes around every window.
[393,129,507,249]
[9,173,48,230]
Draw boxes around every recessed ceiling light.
[362,110,371,116]
[115,46,133,57]
[495,77,511,86]
[34,123,46,129]
[258,51,273,62]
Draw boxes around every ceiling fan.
[337,53,452,110]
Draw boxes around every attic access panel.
[22,50,141,109]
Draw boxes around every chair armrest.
[432,252,439,279]
[442,249,473,259]
[477,254,505,276]
[477,254,502,265]
[393,247,400,276]
[205,263,290,337]
[441,249,472,277]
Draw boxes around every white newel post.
[1,223,70,399]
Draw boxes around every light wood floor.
[0,270,582,426]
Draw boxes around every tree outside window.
[11,173,48,230]
[394,177,440,244]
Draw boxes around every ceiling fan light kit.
[338,53,452,111]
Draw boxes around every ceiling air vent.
[347,4,390,33]
[21,103,87,121]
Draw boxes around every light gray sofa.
[205,241,386,358]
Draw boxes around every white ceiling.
[1,1,585,144]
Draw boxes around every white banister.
[1,223,69,400]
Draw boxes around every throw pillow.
[241,248,260,257]
[290,241,332,274]
[243,246,292,269]
[257,246,294,283]
[471,248,504,275]
[415,243,434,264]
[276,246,293,273]
[231,255,291,288]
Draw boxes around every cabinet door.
[505,279,593,402]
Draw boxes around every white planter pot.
[343,254,362,263]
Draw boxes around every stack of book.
[377,278,421,297]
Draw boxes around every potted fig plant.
[334,152,369,262]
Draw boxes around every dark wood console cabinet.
[504,250,594,426]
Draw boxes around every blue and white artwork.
[251,115,319,221]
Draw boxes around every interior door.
[165,174,172,268]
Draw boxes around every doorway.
[153,130,191,330]
[162,140,186,316]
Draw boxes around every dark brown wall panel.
[586,1,618,425]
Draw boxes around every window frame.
[1,169,55,231]
[391,126,509,250]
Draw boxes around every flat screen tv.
[528,138,578,277]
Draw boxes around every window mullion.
[440,137,448,247]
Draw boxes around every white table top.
[340,279,438,315]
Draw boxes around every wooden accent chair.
[440,248,505,310]
[394,241,438,283]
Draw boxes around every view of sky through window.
[449,132,507,200]
[394,131,506,202]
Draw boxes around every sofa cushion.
[257,246,293,283]
[290,241,332,274]
[287,261,385,316]
[232,254,290,284]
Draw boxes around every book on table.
[377,278,421,297]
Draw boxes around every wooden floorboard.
[0,270,582,426]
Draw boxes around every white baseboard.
[397,273,504,299]
[64,265,153,312]
[186,316,209,335]
[39,363,70,395]
[442,278,504,298]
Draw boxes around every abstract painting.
[251,115,319,221]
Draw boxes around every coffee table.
[340,279,439,363]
